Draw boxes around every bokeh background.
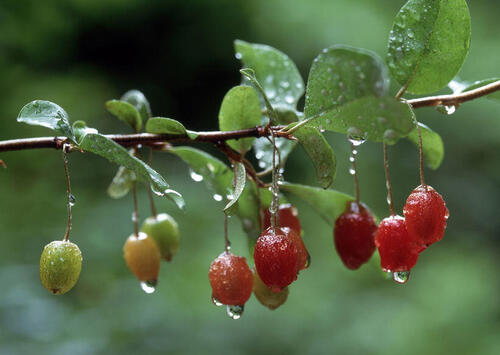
[1,0,499,354]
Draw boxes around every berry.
[374,215,419,272]
[40,240,82,295]
[123,232,161,285]
[141,213,180,262]
[263,204,301,235]
[254,227,299,292]
[403,185,449,248]
[252,269,289,310]
[208,251,253,306]
[282,227,310,271]
[334,201,377,270]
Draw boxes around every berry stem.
[349,141,360,203]
[410,113,426,186]
[383,143,396,216]
[256,184,264,233]
[147,148,158,217]
[132,183,139,237]
[269,133,281,231]
[62,144,72,242]
[224,214,231,252]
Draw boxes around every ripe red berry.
[208,251,253,306]
[254,227,299,292]
[403,185,449,248]
[334,201,377,270]
[282,227,310,271]
[263,204,301,235]
[374,215,419,273]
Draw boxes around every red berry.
[208,251,253,306]
[374,215,419,272]
[403,185,449,248]
[254,227,299,292]
[282,227,310,271]
[263,204,301,235]
[334,201,377,270]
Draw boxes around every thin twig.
[349,142,360,203]
[132,183,139,237]
[383,143,396,216]
[224,214,230,252]
[147,148,158,217]
[62,144,72,241]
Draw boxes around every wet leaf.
[107,165,137,199]
[121,89,152,123]
[106,100,142,132]
[146,117,188,135]
[225,162,246,213]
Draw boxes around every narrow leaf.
[121,89,152,123]
[462,78,500,101]
[224,162,246,213]
[218,85,261,153]
[146,117,188,135]
[293,126,336,189]
[235,39,304,109]
[387,0,471,94]
[17,100,76,142]
[106,100,142,132]
[107,165,136,199]
[407,122,444,170]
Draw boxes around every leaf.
[304,45,389,117]
[107,165,136,199]
[146,117,188,135]
[407,122,444,170]
[302,96,415,144]
[218,85,261,153]
[106,100,142,132]
[235,39,304,109]
[293,126,336,189]
[74,123,184,209]
[224,162,246,213]
[121,89,152,123]
[280,182,354,226]
[462,78,500,101]
[17,100,76,142]
[253,137,296,171]
[167,146,233,203]
[387,0,471,95]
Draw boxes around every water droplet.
[140,280,157,294]
[347,127,366,146]
[68,194,76,207]
[393,271,410,284]
[189,169,203,182]
[132,211,138,223]
[284,95,294,104]
[349,168,356,175]
[212,296,223,307]
[280,81,290,88]
[226,305,244,320]
[444,105,456,115]
[383,129,398,145]
[349,156,355,163]
[213,194,223,202]
[235,52,242,60]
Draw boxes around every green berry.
[252,269,289,310]
[40,240,82,295]
[140,213,180,262]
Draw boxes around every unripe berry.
[123,232,161,286]
[252,269,289,310]
[263,204,301,235]
[254,227,299,292]
[208,251,253,306]
[374,215,419,272]
[334,201,377,270]
[403,185,449,248]
[40,240,82,295]
[141,213,180,262]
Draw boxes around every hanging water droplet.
[226,305,244,320]
[349,168,355,175]
[189,169,203,182]
[349,156,355,163]
[347,127,366,146]
[235,52,242,60]
[140,280,157,294]
[304,253,311,269]
[131,211,138,223]
[393,271,410,284]
[213,194,223,202]
[444,105,456,115]
[212,296,223,307]
[68,194,76,207]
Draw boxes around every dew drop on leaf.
[189,169,203,182]
[347,127,366,146]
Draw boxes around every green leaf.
[462,78,500,101]
[75,124,184,209]
[293,126,336,189]
[235,39,304,109]
[302,96,415,144]
[280,182,354,226]
[304,45,389,117]
[387,0,471,95]
[107,165,136,199]
[224,162,246,213]
[146,117,188,135]
[167,147,233,203]
[253,137,296,171]
[218,85,261,153]
[17,100,76,142]
[407,122,444,170]
[106,100,142,132]
[121,89,152,123]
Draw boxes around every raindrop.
[347,127,366,146]
[280,81,290,88]
[212,296,223,307]
[349,168,356,175]
[140,280,157,294]
[393,271,410,284]
[235,52,242,60]
[304,253,311,269]
[189,169,203,182]
[349,156,355,163]
[444,105,456,115]
[131,211,138,223]
[226,305,244,320]
[213,194,223,202]
[284,95,294,104]
[68,194,76,207]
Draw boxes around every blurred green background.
[1,0,499,354]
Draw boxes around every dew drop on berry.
[393,271,410,284]
[140,280,157,294]
[212,296,223,307]
[226,305,244,320]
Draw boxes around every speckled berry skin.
[374,215,419,272]
[123,232,161,283]
[252,269,289,310]
[263,204,301,235]
[254,227,299,292]
[141,213,180,262]
[208,251,253,306]
[282,227,309,271]
[334,201,377,270]
[40,240,82,295]
[404,185,449,248]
